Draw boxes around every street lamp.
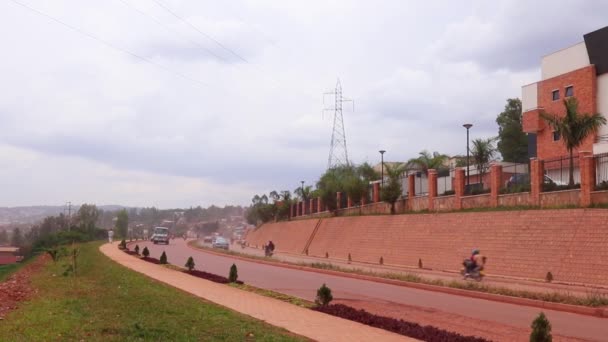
[379,150,386,187]
[463,124,473,189]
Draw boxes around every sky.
[1,0,607,208]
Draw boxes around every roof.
[0,246,19,253]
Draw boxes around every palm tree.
[381,163,406,214]
[407,150,449,175]
[471,137,497,185]
[542,97,606,186]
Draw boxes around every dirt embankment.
[0,255,48,319]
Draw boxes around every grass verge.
[0,241,308,342]
[189,241,608,308]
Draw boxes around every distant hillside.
[0,205,126,226]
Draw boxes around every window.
[565,86,574,97]
[553,131,561,141]
[552,90,560,101]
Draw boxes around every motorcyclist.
[464,248,480,275]
[268,240,275,252]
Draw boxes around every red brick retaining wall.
[246,219,319,254]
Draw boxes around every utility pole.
[324,78,353,169]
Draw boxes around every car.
[151,227,170,245]
[505,174,566,189]
[212,237,229,250]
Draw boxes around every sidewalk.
[100,243,416,342]
[231,243,608,297]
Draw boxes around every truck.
[151,227,170,245]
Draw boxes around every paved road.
[138,239,607,341]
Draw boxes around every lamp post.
[463,124,473,189]
[379,150,386,189]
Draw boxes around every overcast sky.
[1,0,607,208]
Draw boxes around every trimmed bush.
[229,263,238,283]
[348,253,352,264]
[315,283,333,306]
[142,246,150,258]
[530,312,552,342]
[325,252,329,258]
[379,256,384,265]
[118,239,127,250]
[134,244,140,255]
[545,272,553,283]
[160,251,168,264]
[185,256,195,272]
[418,258,423,269]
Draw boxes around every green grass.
[0,263,24,282]
[0,242,308,342]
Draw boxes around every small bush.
[418,258,423,269]
[118,239,127,250]
[379,256,384,265]
[142,246,150,258]
[545,272,553,283]
[185,256,195,271]
[530,312,552,342]
[46,248,59,263]
[159,251,168,264]
[315,283,333,306]
[134,245,140,255]
[229,263,238,283]
[325,252,329,258]
[441,190,455,196]
[348,253,352,264]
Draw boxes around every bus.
[151,227,170,245]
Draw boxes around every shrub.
[187,269,243,284]
[441,190,455,196]
[185,256,195,272]
[229,263,238,283]
[160,251,168,264]
[142,246,150,258]
[348,253,352,264]
[379,256,384,265]
[118,239,127,250]
[325,252,329,258]
[530,312,552,342]
[315,283,333,306]
[418,258,423,269]
[134,245,140,255]
[46,248,59,263]
[545,272,553,283]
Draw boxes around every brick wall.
[301,209,608,285]
[461,194,491,209]
[245,219,319,254]
[498,192,532,207]
[434,195,456,211]
[410,196,429,211]
[536,65,597,160]
[539,189,580,207]
[591,190,608,204]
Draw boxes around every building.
[522,25,608,161]
[0,246,22,265]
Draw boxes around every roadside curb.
[188,242,608,318]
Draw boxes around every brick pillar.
[317,197,323,213]
[408,174,416,210]
[290,203,295,218]
[347,195,353,208]
[372,182,380,202]
[361,192,368,205]
[336,192,342,209]
[490,164,502,208]
[295,202,300,216]
[428,169,437,211]
[454,168,464,210]
[530,158,543,206]
[310,198,316,214]
[580,151,595,207]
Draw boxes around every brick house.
[0,246,22,265]
[522,26,608,183]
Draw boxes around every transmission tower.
[324,79,353,169]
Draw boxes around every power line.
[9,0,212,89]
[151,0,249,64]
[117,0,226,62]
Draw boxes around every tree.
[542,97,606,186]
[77,204,99,235]
[407,150,449,175]
[185,256,195,271]
[316,163,379,213]
[0,230,9,244]
[471,137,497,185]
[315,283,333,306]
[530,312,552,342]
[381,163,406,214]
[229,263,238,283]
[115,209,129,238]
[11,228,23,247]
[496,98,528,162]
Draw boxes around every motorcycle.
[264,246,274,257]
[461,256,487,281]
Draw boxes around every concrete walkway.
[100,244,417,342]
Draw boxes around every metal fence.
[500,162,529,193]
[595,153,608,189]
[543,155,580,189]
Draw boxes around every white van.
[151,227,170,245]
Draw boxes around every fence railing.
[542,155,580,191]
[500,162,530,194]
[595,153,608,190]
